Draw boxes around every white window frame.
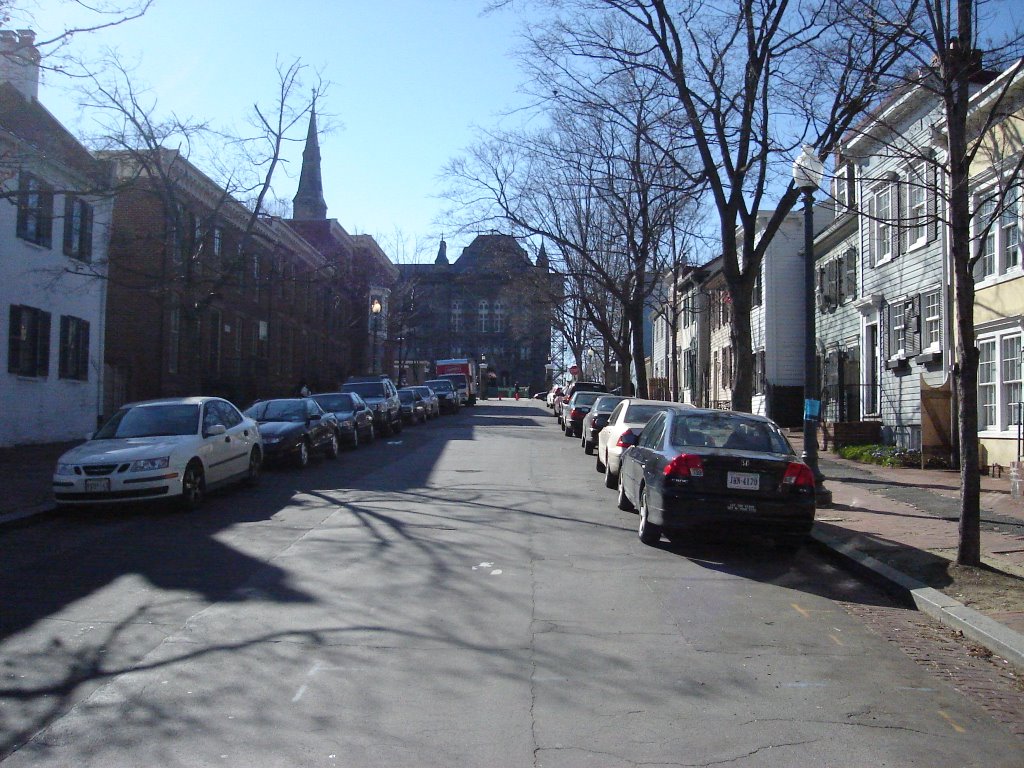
[890,300,906,357]
[923,289,941,350]
[906,161,928,250]
[977,328,1023,434]
[974,185,1023,282]
[872,181,894,266]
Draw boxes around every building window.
[976,197,998,279]
[890,300,906,354]
[493,301,505,333]
[870,180,894,266]
[978,339,997,430]
[63,196,93,262]
[7,305,51,377]
[451,300,463,333]
[520,342,530,360]
[975,187,1021,280]
[59,315,90,380]
[478,300,489,333]
[834,162,857,212]
[753,349,766,394]
[906,161,928,248]
[169,307,180,374]
[16,173,54,248]
[1003,187,1021,271]
[1002,335,1022,428]
[923,289,941,348]
[722,345,733,390]
[213,226,222,258]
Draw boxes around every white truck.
[435,358,478,406]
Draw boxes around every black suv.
[341,377,403,436]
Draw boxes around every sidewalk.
[2,438,1024,669]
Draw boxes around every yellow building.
[970,64,1024,467]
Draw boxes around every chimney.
[0,29,41,100]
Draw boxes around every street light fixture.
[370,297,382,375]
[792,145,832,506]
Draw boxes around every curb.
[811,527,1024,673]
[0,502,55,527]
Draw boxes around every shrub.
[837,443,923,468]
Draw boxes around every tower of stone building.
[292,100,328,220]
[537,240,549,270]
[435,236,449,265]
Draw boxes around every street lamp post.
[370,297,382,375]
[793,145,832,506]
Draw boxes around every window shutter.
[59,315,70,378]
[927,164,940,243]
[63,197,74,256]
[881,302,890,361]
[816,267,827,310]
[892,179,903,258]
[906,295,922,357]
[78,319,90,379]
[37,310,51,377]
[81,204,93,262]
[8,306,22,374]
[842,248,857,301]
[867,195,876,267]
[830,258,841,307]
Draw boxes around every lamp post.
[479,354,488,400]
[792,145,832,506]
[370,297,382,374]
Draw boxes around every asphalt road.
[1,400,1021,767]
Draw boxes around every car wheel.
[616,474,634,511]
[350,428,360,450]
[366,423,375,442]
[595,451,605,473]
[244,448,262,487]
[584,440,594,456]
[638,488,662,545]
[296,440,310,468]
[564,424,573,437]
[325,433,339,459]
[393,417,403,433]
[179,461,205,510]
[604,461,617,489]
[380,419,392,437]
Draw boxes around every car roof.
[667,406,776,424]
[121,396,218,408]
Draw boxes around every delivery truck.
[434,358,478,406]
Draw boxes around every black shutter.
[816,267,826,310]
[843,248,857,301]
[8,306,22,374]
[79,319,91,379]
[880,302,890,362]
[59,315,70,378]
[928,164,940,243]
[81,203,93,262]
[37,311,51,377]
[830,258,841,307]
[63,197,74,256]
[905,295,922,357]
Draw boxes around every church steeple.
[292,98,328,220]
[435,235,449,265]
[537,240,549,270]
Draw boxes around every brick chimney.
[0,29,41,100]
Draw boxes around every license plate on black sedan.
[726,471,759,491]
[727,502,757,513]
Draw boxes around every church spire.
[435,234,449,265]
[292,97,328,220]
[537,240,549,270]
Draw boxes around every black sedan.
[617,407,815,550]
[310,391,376,448]
[562,390,604,438]
[581,394,626,454]
[397,388,428,424]
[243,398,339,467]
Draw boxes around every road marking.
[292,684,308,703]
[828,633,844,646]
[491,569,502,575]
[473,562,494,570]
[937,710,966,733]
[791,603,810,618]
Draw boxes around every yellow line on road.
[937,710,966,733]
[791,603,810,618]
[828,633,844,646]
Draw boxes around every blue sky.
[22,0,531,262]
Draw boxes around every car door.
[201,401,234,484]
[634,413,668,489]
[217,400,253,479]
[602,402,626,461]
[306,400,328,448]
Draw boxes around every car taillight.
[664,453,704,478]
[570,408,583,419]
[782,462,815,488]
[615,430,634,447]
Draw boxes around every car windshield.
[413,387,434,398]
[572,392,602,407]
[623,404,672,423]
[312,394,354,412]
[593,396,625,411]
[95,403,200,438]
[342,382,386,398]
[670,413,791,454]
[245,400,307,422]
[398,391,416,403]
[425,380,453,392]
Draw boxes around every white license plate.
[728,502,757,513]
[727,472,759,490]
[85,478,110,492]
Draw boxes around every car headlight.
[55,463,76,476]
[129,457,170,472]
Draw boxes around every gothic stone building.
[398,235,557,393]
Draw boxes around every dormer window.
[833,162,856,213]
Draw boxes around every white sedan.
[53,396,262,510]
[596,398,682,489]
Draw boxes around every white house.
[1,30,112,446]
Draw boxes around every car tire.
[595,451,605,473]
[350,428,360,450]
[604,462,617,489]
[325,433,339,459]
[179,461,205,510]
[616,474,634,511]
[244,448,262,487]
[381,419,392,437]
[296,440,310,468]
[393,417,403,434]
[564,424,573,437]
[584,440,594,455]
[366,423,375,443]
[638,488,662,545]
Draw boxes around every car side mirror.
[308,413,321,421]
[205,424,227,437]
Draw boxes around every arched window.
[493,301,505,333]
[478,300,489,333]
[451,300,463,333]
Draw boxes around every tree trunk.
[729,288,754,413]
